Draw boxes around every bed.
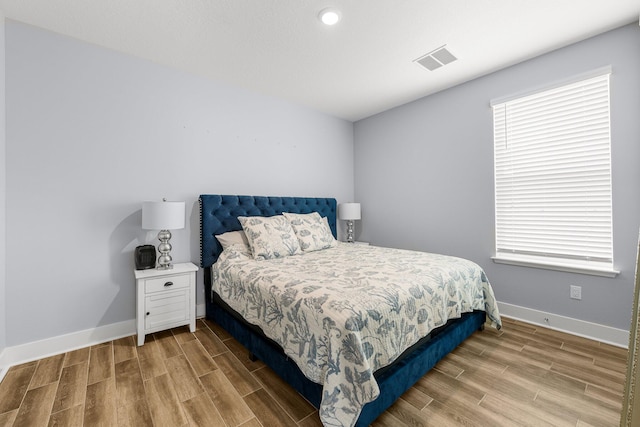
[199,194,501,427]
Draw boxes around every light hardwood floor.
[0,316,628,427]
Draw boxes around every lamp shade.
[142,200,185,230]
[338,203,361,221]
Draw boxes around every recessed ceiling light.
[319,8,341,26]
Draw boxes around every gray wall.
[354,24,640,331]
[4,20,354,347]
[0,15,6,355]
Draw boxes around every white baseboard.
[0,302,627,377]
[197,303,206,318]
[0,305,208,374]
[0,319,136,372]
[498,301,629,348]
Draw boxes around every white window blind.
[492,71,615,276]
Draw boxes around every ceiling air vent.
[414,46,457,71]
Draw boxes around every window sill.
[492,256,619,278]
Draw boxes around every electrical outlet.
[570,285,582,300]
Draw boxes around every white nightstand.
[134,262,198,346]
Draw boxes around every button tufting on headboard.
[199,195,337,269]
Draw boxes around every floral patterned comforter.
[211,243,501,427]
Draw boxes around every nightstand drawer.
[144,274,190,294]
[145,290,189,330]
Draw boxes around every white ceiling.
[0,1,637,121]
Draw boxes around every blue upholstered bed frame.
[199,195,485,426]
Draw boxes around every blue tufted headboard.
[199,194,337,269]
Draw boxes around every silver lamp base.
[156,229,174,270]
[346,220,355,243]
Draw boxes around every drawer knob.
[164,281,173,287]
[146,312,150,316]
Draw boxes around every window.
[492,68,617,277]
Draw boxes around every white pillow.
[282,212,337,252]
[238,215,302,260]
[216,230,250,251]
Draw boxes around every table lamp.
[338,202,361,243]
[142,199,185,269]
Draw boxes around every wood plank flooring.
[0,317,628,426]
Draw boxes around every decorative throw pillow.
[238,215,302,260]
[282,212,337,252]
